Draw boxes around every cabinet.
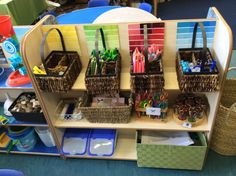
[0,26,59,156]
[19,7,232,169]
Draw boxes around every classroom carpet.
[0,150,236,176]
[1,0,236,176]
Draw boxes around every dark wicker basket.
[130,24,164,94]
[34,28,82,92]
[85,28,121,96]
[79,93,132,123]
[176,22,219,92]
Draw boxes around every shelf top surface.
[72,67,179,91]
[55,109,210,132]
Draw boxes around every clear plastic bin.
[62,129,90,155]
[55,99,82,121]
[88,129,117,157]
[35,127,55,147]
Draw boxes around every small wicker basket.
[176,22,219,92]
[34,28,82,92]
[130,24,164,94]
[79,93,133,123]
[85,28,121,97]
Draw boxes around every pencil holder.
[85,28,121,97]
[176,22,219,92]
[34,28,82,92]
[130,24,164,94]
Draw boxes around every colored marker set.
[180,57,217,73]
[132,44,162,73]
[89,48,119,76]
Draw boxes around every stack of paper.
[141,131,194,146]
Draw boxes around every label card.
[182,122,192,128]
[146,107,161,116]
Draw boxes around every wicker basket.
[210,67,236,156]
[34,28,82,92]
[79,93,132,123]
[176,22,219,92]
[130,24,164,94]
[85,28,121,97]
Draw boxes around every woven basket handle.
[95,28,106,75]
[192,22,207,69]
[143,24,149,73]
[40,28,66,75]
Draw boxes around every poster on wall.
[0,45,8,65]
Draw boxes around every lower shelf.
[55,109,210,132]
[65,131,137,160]
[0,138,59,156]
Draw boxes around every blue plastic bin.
[88,129,117,157]
[7,126,37,152]
[62,129,90,155]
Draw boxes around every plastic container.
[7,126,37,152]
[8,92,46,124]
[56,99,82,121]
[88,129,117,157]
[35,127,55,147]
[0,16,15,39]
[62,129,90,155]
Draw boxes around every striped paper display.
[176,21,216,49]
[128,23,165,52]
[83,25,120,53]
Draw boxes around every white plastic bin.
[35,127,55,147]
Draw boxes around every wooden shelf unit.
[20,7,233,166]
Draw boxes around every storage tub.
[88,129,117,157]
[7,126,37,152]
[8,92,46,124]
[62,129,90,155]
[136,131,207,170]
[35,127,55,147]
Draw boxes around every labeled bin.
[88,129,117,157]
[62,129,90,155]
[35,127,55,147]
[136,131,207,170]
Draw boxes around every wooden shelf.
[55,109,210,132]
[0,139,59,156]
[65,131,137,160]
[72,66,179,91]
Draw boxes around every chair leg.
[153,0,158,16]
